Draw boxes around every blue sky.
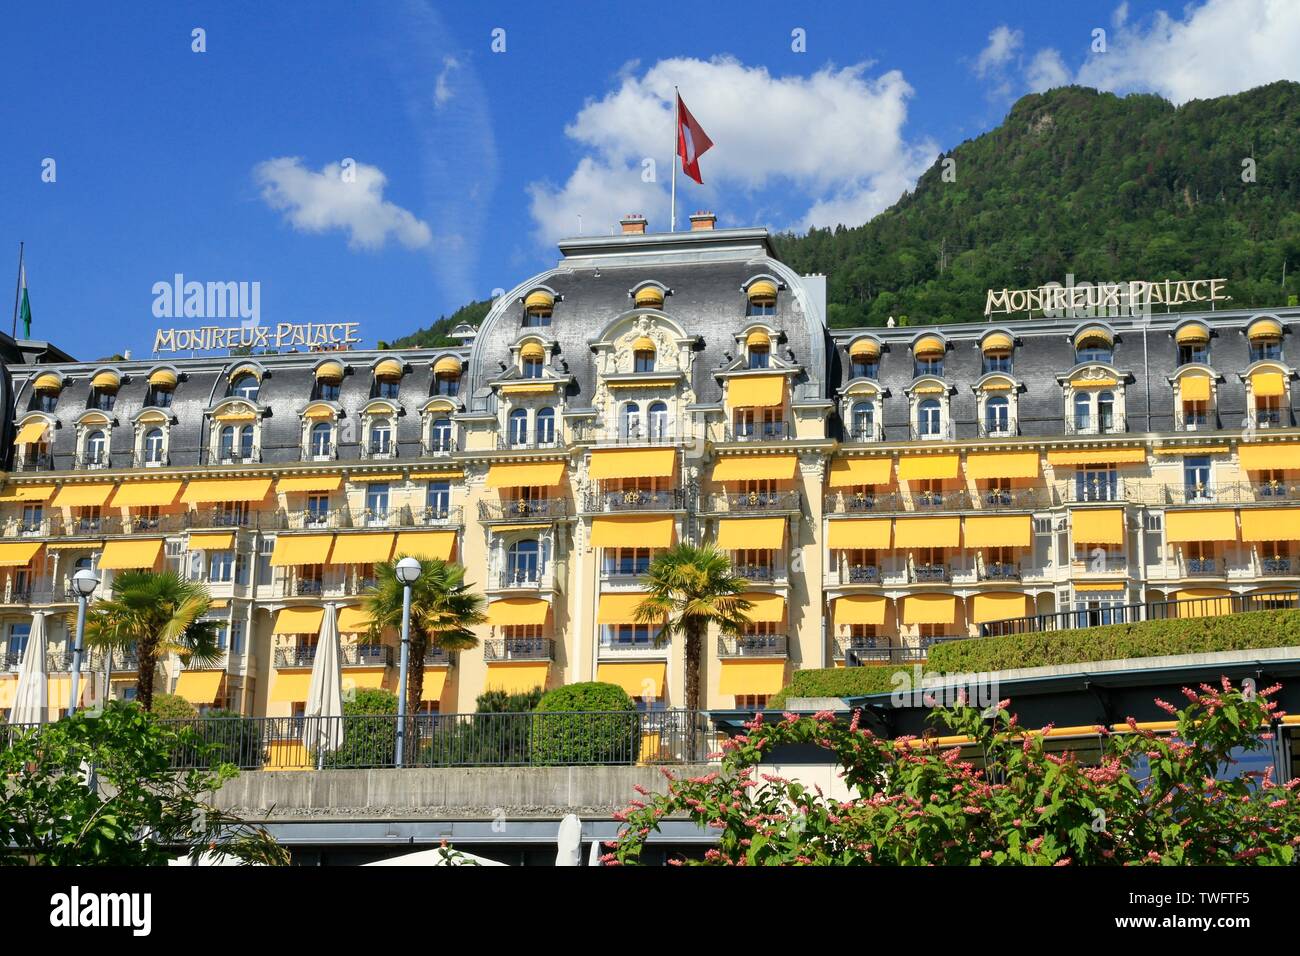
[2,0,1297,360]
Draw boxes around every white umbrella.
[364,847,507,866]
[10,612,49,724]
[555,813,583,866]
[303,603,343,754]
[168,851,266,867]
[589,838,603,867]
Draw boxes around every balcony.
[581,488,684,513]
[483,637,554,661]
[570,422,693,446]
[731,561,786,584]
[205,447,262,466]
[1184,557,1220,577]
[423,645,454,666]
[273,644,392,668]
[832,638,927,666]
[132,452,170,468]
[1064,413,1126,436]
[911,563,950,584]
[1262,557,1294,575]
[478,498,568,522]
[978,561,1021,582]
[723,421,792,443]
[489,565,555,591]
[1174,411,1217,432]
[1246,409,1293,430]
[699,490,801,514]
[844,423,883,443]
[1071,555,1130,574]
[45,649,103,672]
[910,423,954,442]
[494,435,558,452]
[301,442,338,462]
[717,634,787,658]
[978,421,1018,439]
[15,454,55,472]
[74,452,112,470]
[424,438,460,456]
[363,444,399,461]
[275,505,465,531]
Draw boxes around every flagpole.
[670,88,678,233]
[11,242,23,339]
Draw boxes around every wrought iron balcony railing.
[274,644,392,668]
[301,442,337,462]
[482,637,554,661]
[723,421,792,442]
[699,490,801,514]
[717,634,787,658]
[1064,414,1126,436]
[478,498,568,521]
[74,452,112,470]
[832,638,928,666]
[582,489,685,513]
[1262,557,1294,575]
[205,447,262,466]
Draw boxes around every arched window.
[376,378,400,399]
[985,396,1010,436]
[238,425,254,460]
[436,372,459,396]
[918,398,941,437]
[430,417,453,452]
[506,538,541,585]
[536,407,556,445]
[90,387,116,412]
[851,401,875,441]
[748,344,770,370]
[144,427,165,464]
[1075,336,1112,365]
[1098,391,1116,433]
[219,425,236,459]
[634,347,656,373]
[36,391,58,413]
[508,408,528,447]
[370,418,393,456]
[620,402,641,440]
[522,357,544,379]
[647,401,668,441]
[230,373,259,401]
[1073,393,1091,432]
[310,422,332,457]
[426,481,451,518]
[85,429,107,465]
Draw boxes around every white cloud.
[974,26,1023,79]
[434,56,459,107]
[1026,49,1071,93]
[1071,0,1300,104]
[526,56,936,243]
[253,157,432,251]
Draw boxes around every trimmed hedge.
[770,608,1300,708]
[529,682,638,765]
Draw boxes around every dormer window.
[433,356,462,396]
[746,280,778,316]
[848,339,880,379]
[309,421,332,457]
[230,372,260,402]
[912,336,945,377]
[632,336,656,373]
[314,360,344,401]
[523,290,554,328]
[520,341,546,378]
[633,285,665,310]
[1247,318,1283,363]
[147,368,176,408]
[84,429,108,466]
[373,358,403,399]
[143,427,166,465]
[1175,323,1210,366]
[1074,327,1113,364]
[370,418,393,456]
[746,330,771,369]
[32,373,61,412]
[89,371,119,411]
[981,333,1013,375]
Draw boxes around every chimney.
[620,213,647,235]
[689,210,716,231]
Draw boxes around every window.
[506,539,541,584]
[914,357,944,377]
[365,483,389,519]
[230,373,259,401]
[7,622,31,661]
[746,298,776,317]
[35,390,58,412]
[620,402,641,440]
[985,396,1010,435]
[1255,395,1283,427]
[537,407,556,445]
[850,401,874,441]
[143,427,165,464]
[1098,391,1115,432]
[646,402,667,441]
[147,385,173,408]
[850,357,878,379]
[75,506,102,533]
[90,387,116,411]
[634,348,656,373]
[208,550,235,582]
[316,380,340,401]
[735,694,769,710]
[376,378,400,400]
[20,503,42,533]
[522,357,544,379]
[507,408,528,447]
[303,421,329,457]
[1182,399,1208,429]
[602,547,652,577]
[918,398,941,437]
[84,429,107,465]
[1073,393,1091,432]
[1076,466,1118,502]
[369,419,393,456]
[435,372,460,396]
[1075,339,1113,364]
[430,417,453,452]
[523,309,551,328]
[426,481,451,518]
[1184,456,1212,501]
[1257,468,1286,497]
[306,493,330,525]
[603,623,653,646]
[982,351,1013,375]
[1178,342,1208,366]
[1250,337,1282,363]
[748,345,770,370]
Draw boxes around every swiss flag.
[676,94,713,185]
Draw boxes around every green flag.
[18,264,31,338]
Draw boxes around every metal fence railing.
[0,709,721,771]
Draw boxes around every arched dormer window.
[143,427,166,465]
[917,397,942,438]
[848,339,880,379]
[745,279,778,316]
[369,418,394,456]
[84,429,108,466]
[230,372,260,402]
[632,336,656,373]
[984,395,1010,436]
[373,358,403,399]
[89,370,119,411]
[912,336,945,377]
[523,290,554,328]
[218,424,255,462]
[147,368,177,408]
[314,360,344,401]
[632,284,666,310]
[1073,326,1114,365]
[746,330,771,369]
[1175,323,1210,366]
[981,333,1014,375]
[32,373,62,412]
[433,356,461,396]
[850,401,875,441]
[1247,317,1284,363]
[520,341,546,378]
[430,416,454,453]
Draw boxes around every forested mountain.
[773,82,1300,327]
[383,298,493,349]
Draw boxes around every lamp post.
[393,557,421,768]
[68,568,100,716]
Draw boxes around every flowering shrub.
[609,679,1300,865]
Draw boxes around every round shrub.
[529,682,639,766]
[150,693,198,719]
[322,688,398,768]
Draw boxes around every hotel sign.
[984,278,1229,317]
[153,322,362,353]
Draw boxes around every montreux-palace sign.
[153,322,362,353]
[984,277,1229,318]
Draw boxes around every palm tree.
[363,557,486,715]
[634,544,753,718]
[83,570,223,711]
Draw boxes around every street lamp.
[68,568,100,716]
[393,556,422,768]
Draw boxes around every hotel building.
[2,213,1299,718]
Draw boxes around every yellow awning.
[487,598,550,626]
[590,515,676,548]
[269,534,335,566]
[1047,448,1147,466]
[718,660,786,696]
[598,593,658,624]
[635,287,665,308]
[91,370,120,390]
[1071,509,1125,545]
[110,481,182,507]
[148,368,178,389]
[1178,374,1211,402]
[716,517,785,550]
[421,668,448,703]
[1175,323,1210,345]
[0,484,55,502]
[982,332,1014,352]
[374,358,403,379]
[898,455,959,481]
[13,421,48,445]
[485,461,566,488]
[903,594,957,625]
[271,672,314,702]
[1075,582,1126,592]
[828,457,893,487]
[1239,443,1300,471]
[727,374,785,408]
[46,540,100,550]
[1247,318,1282,340]
[214,409,257,422]
[520,342,546,362]
[1164,509,1237,543]
[589,448,677,480]
[276,475,342,493]
[33,373,61,392]
[747,280,778,302]
[606,378,678,390]
[98,538,163,570]
[500,382,559,395]
[485,661,550,694]
[1074,326,1113,348]
[835,594,886,626]
[0,542,42,566]
[826,518,891,550]
[524,290,554,312]
[1251,370,1285,397]
[434,355,462,375]
[188,532,235,550]
[964,515,1031,548]
[631,336,656,353]
[894,516,960,549]
[849,338,881,359]
[1240,508,1300,542]
[337,605,372,633]
[329,533,394,565]
[394,531,456,561]
[137,410,168,424]
[912,385,946,395]
[181,478,272,503]
[745,329,771,349]
[712,455,796,482]
[411,470,463,480]
[972,592,1029,624]
[1174,588,1233,618]
[349,472,402,482]
[51,483,116,508]
[315,360,344,382]
[1068,375,1118,388]
[741,593,786,623]
[965,451,1039,480]
[174,671,225,705]
[597,662,665,698]
[490,522,550,533]
[272,606,324,635]
[912,335,945,357]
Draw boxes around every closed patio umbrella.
[556,813,583,866]
[303,603,343,756]
[10,612,49,725]
[364,847,507,866]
